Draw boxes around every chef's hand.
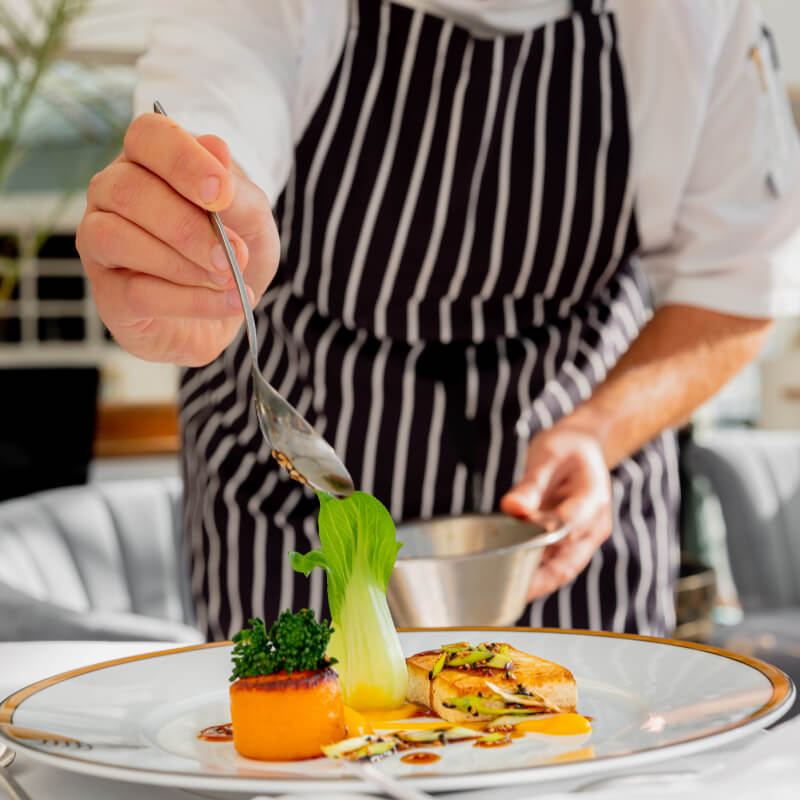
[500,425,612,600]
[76,113,280,366]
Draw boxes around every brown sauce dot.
[409,706,434,718]
[198,723,233,742]
[400,752,441,764]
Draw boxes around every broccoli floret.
[230,610,336,681]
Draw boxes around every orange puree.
[230,668,345,760]
[514,713,591,736]
[361,703,427,724]
[343,705,374,736]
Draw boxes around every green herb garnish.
[230,609,335,681]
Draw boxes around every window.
[0,226,111,362]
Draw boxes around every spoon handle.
[345,761,434,800]
[152,100,260,365]
[0,771,32,800]
[206,210,260,364]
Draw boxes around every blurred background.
[1,1,799,690]
[1,0,177,500]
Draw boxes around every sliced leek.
[486,713,558,730]
[321,734,398,760]
[484,680,563,713]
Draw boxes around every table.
[0,642,794,800]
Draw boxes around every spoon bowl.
[252,368,355,496]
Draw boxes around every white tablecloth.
[0,642,796,800]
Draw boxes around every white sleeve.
[133,1,306,204]
[639,0,800,319]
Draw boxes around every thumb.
[500,459,556,519]
[196,134,232,171]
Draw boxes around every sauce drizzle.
[198,723,233,742]
[400,751,441,765]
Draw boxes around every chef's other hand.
[500,426,612,601]
[76,113,279,366]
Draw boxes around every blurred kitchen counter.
[91,401,181,481]
[94,401,179,458]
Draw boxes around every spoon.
[344,761,435,800]
[153,101,354,498]
[0,744,32,800]
[248,760,434,800]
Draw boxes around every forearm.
[561,305,772,468]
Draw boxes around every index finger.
[123,113,234,212]
[526,537,587,600]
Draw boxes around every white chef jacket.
[133,0,800,319]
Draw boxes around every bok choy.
[290,491,407,710]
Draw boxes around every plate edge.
[0,641,231,725]
[0,629,793,787]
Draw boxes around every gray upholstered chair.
[683,428,800,720]
[683,428,800,613]
[0,478,203,642]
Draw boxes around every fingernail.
[226,289,241,310]
[208,271,230,286]
[210,243,229,272]
[201,175,221,204]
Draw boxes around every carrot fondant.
[229,610,345,761]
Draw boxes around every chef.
[76,0,800,641]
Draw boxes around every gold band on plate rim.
[0,641,230,726]
[0,628,793,781]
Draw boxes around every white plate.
[0,629,794,793]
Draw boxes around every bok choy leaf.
[290,491,407,710]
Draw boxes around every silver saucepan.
[388,512,569,628]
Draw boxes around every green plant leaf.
[288,549,328,576]
[290,491,407,708]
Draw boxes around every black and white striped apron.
[180,0,681,642]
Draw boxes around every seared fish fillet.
[406,642,577,723]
